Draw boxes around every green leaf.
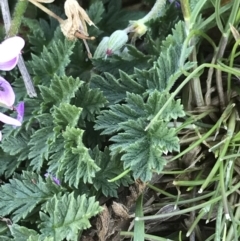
[1,132,29,161]
[87,1,105,25]
[52,103,82,134]
[95,92,145,135]
[90,147,132,197]
[9,224,38,241]
[39,193,103,241]
[0,172,61,222]
[60,126,100,186]
[75,84,107,121]
[28,126,55,171]
[28,37,75,84]
[146,90,185,121]
[92,45,151,77]
[27,236,53,241]
[27,235,53,241]
[111,119,174,181]
[95,90,183,181]
[0,221,11,240]
[39,75,83,109]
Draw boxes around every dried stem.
[28,0,64,24]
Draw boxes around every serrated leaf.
[28,37,75,84]
[95,92,145,135]
[111,119,176,181]
[0,172,61,222]
[52,103,82,134]
[39,75,83,108]
[90,147,132,197]
[39,193,103,241]
[28,235,53,241]
[75,84,107,121]
[60,127,100,186]
[87,1,105,25]
[92,45,151,77]
[9,224,38,241]
[146,90,185,121]
[28,126,55,171]
[1,132,29,163]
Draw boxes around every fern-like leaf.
[75,84,107,121]
[28,36,74,85]
[0,172,61,222]
[60,127,100,186]
[39,193,103,241]
[52,103,82,134]
[90,147,132,197]
[39,75,83,108]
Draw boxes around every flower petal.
[0,56,18,71]
[0,76,15,107]
[0,36,24,71]
[0,36,24,62]
[0,112,21,126]
[52,176,61,185]
[16,101,25,123]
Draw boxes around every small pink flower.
[0,36,25,71]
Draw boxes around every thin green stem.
[135,181,240,221]
[108,168,131,182]
[145,63,240,131]
[120,231,173,241]
[147,183,176,198]
[173,177,219,187]
[134,194,144,241]
[199,106,235,193]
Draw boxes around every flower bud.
[106,30,128,56]
[93,37,109,58]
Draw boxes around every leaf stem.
[108,168,131,182]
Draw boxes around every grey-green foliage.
[0,172,61,222]
[95,90,185,181]
[39,193,102,241]
[0,0,192,239]
[94,21,192,181]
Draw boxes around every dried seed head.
[61,0,96,40]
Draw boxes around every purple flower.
[0,76,15,107]
[0,36,25,71]
[0,77,21,140]
[44,173,61,185]
[15,101,24,123]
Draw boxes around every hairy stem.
[8,0,28,37]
